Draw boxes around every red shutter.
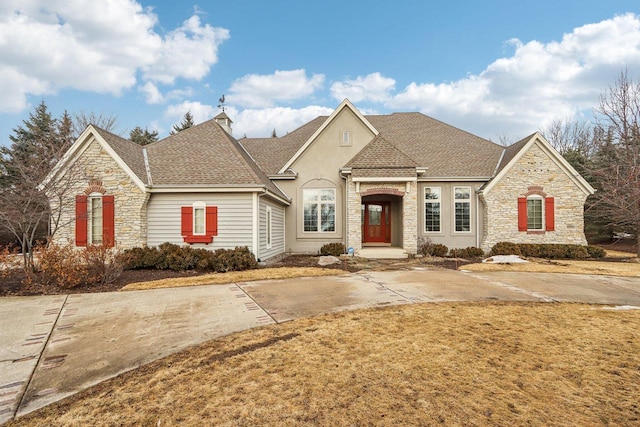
[517,197,527,231]
[206,206,218,236]
[76,195,88,247]
[102,195,115,247]
[181,207,193,236]
[545,197,555,231]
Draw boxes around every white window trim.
[266,206,273,249]
[88,192,103,245]
[424,187,442,234]
[193,201,206,236]
[527,195,545,231]
[302,188,337,233]
[453,186,472,234]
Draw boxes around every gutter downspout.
[252,192,259,260]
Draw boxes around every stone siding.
[481,142,588,251]
[346,177,418,254]
[50,138,149,249]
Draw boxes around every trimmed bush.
[490,242,522,256]
[418,238,448,257]
[491,242,600,260]
[586,245,606,258]
[320,242,346,256]
[449,246,485,258]
[123,244,257,272]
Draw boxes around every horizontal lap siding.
[147,193,253,250]
[259,198,285,260]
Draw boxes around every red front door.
[363,202,391,243]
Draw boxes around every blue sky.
[0,0,639,147]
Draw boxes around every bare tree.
[73,111,119,139]
[541,118,594,157]
[590,71,640,254]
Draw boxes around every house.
[43,99,595,260]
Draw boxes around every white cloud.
[230,105,334,138]
[0,0,229,112]
[228,69,325,108]
[164,101,217,125]
[330,72,396,103]
[387,13,640,139]
[139,82,163,104]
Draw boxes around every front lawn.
[10,302,640,426]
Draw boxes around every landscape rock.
[318,255,341,266]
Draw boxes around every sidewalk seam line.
[13,294,69,421]
[234,283,279,324]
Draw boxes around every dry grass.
[463,258,640,277]
[121,267,345,291]
[11,302,640,426]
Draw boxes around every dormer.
[214,112,233,135]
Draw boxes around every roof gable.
[41,125,147,192]
[481,132,595,196]
[345,135,418,169]
[277,99,378,174]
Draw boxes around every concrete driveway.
[2,266,640,424]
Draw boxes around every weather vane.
[218,95,226,112]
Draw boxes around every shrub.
[123,244,257,273]
[418,238,448,257]
[586,245,606,258]
[490,242,522,256]
[320,242,346,257]
[449,246,485,258]
[36,243,89,288]
[0,245,21,278]
[81,244,125,285]
[492,242,597,260]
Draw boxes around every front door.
[363,202,391,243]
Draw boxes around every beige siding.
[258,197,285,261]
[279,107,377,253]
[481,141,588,251]
[417,182,485,249]
[147,193,254,250]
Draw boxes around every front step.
[358,247,408,259]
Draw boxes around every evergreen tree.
[129,126,159,145]
[0,101,72,270]
[170,111,195,135]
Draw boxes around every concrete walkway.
[2,266,640,424]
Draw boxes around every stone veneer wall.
[49,138,149,249]
[346,177,418,254]
[480,142,589,252]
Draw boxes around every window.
[181,203,218,244]
[527,197,543,230]
[454,187,471,232]
[424,187,441,232]
[75,194,114,247]
[193,202,205,235]
[303,189,336,232]
[518,194,555,232]
[266,207,272,249]
[341,131,351,146]
[89,196,103,244]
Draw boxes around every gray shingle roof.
[93,126,148,185]
[240,116,326,175]
[242,112,506,179]
[95,119,287,200]
[345,135,418,169]
[351,167,417,178]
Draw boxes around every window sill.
[526,230,545,235]
[184,235,214,244]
